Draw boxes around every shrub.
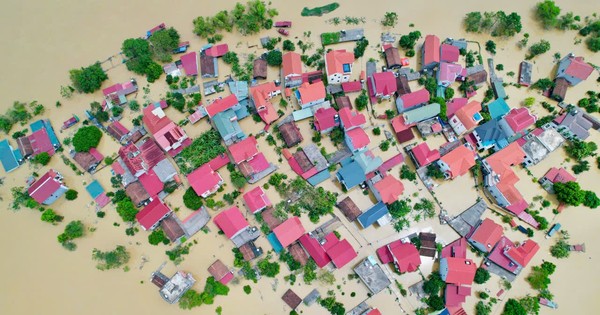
[183,187,204,210]
[243,285,252,294]
[474,268,491,284]
[32,152,51,165]
[92,245,130,270]
[73,126,102,152]
[148,230,170,245]
[65,189,78,200]
[266,50,283,66]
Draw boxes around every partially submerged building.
[353,256,392,294]
[28,169,68,205]
[151,270,196,304]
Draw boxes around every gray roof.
[474,119,508,142]
[353,257,391,294]
[303,143,328,172]
[403,103,441,124]
[152,159,178,183]
[560,110,592,140]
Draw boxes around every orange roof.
[325,49,355,75]
[297,81,326,104]
[374,174,404,204]
[423,35,440,66]
[282,52,302,77]
[250,82,280,124]
[338,107,366,130]
[470,218,503,251]
[453,100,482,131]
[439,145,476,178]
[485,143,527,205]
[506,239,539,267]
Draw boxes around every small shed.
[337,196,362,222]
[335,96,353,109]
[253,59,267,80]
[384,47,402,69]
[208,259,234,285]
[282,289,302,310]
[161,216,185,242]
[289,242,308,266]
[551,78,568,101]
[293,150,313,173]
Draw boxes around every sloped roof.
[314,107,339,131]
[326,239,357,268]
[371,72,397,96]
[384,47,402,67]
[180,51,198,76]
[395,75,411,96]
[441,44,460,63]
[282,52,303,77]
[325,49,354,75]
[506,239,539,267]
[439,145,476,178]
[411,142,440,167]
[282,289,302,309]
[441,237,468,259]
[543,167,576,184]
[292,150,313,173]
[187,164,222,196]
[273,216,305,248]
[106,121,130,140]
[389,241,421,273]
[228,136,258,164]
[243,186,271,214]
[373,175,404,204]
[339,107,366,129]
[487,98,510,120]
[73,151,101,171]
[422,35,440,66]
[299,234,332,268]
[357,202,389,228]
[125,181,150,206]
[503,107,536,133]
[337,160,366,189]
[438,62,463,84]
[337,196,361,222]
[297,81,326,104]
[445,284,471,307]
[398,88,430,109]
[484,142,527,207]
[136,198,171,230]
[200,54,217,76]
[487,236,519,273]
[206,94,239,118]
[442,257,477,285]
[208,259,233,284]
[213,206,249,239]
[346,128,370,150]
[453,100,482,131]
[470,218,503,251]
[563,55,594,81]
[161,216,185,242]
[279,122,303,147]
[335,96,353,109]
[204,44,229,57]
[28,169,63,203]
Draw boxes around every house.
[204,44,229,57]
[555,54,594,86]
[439,257,477,285]
[273,217,306,248]
[519,128,564,167]
[253,59,267,80]
[396,88,430,113]
[539,167,576,193]
[327,239,357,268]
[506,239,540,268]
[28,169,68,205]
[449,100,482,135]
[337,196,362,222]
[368,72,397,100]
[355,150,383,174]
[395,75,411,96]
[377,241,421,273]
[279,122,303,147]
[438,62,464,87]
[325,49,355,84]
[205,94,240,118]
[339,107,366,130]
[314,107,339,133]
[102,80,138,106]
[213,206,250,240]
[0,139,20,172]
[208,259,234,285]
[200,54,218,78]
[106,121,131,143]
[143,105,190,156]
[187,164,224,198]
[391,115,415,143]
[487,98,511,120]
[160,215,186,242]
[337,160,367,190]
[487,237,539,275]
[180,52,198,76]
[118,139,165,177]
[136,198,172,231]
[372,174,404,204]
[227,136,268,174]
[466,68,488,86]
[282,289,302,310]
[492,80,507,99]
[437,145,477,179]
[551,77,569,101]
[403,103,441,124]
[441,44,460,63]
[299,233,333,268]
[519,61,533,86]
[468,218,503,252]
[384,47,402,69]
[73,148,103,173]
[152,271,196,304]
[501,108,536,136]
[243,186,271,214]
[472,119,509,150]
[444,284,472,308]
[125,181,151,206]
[295,81,326,108]
[282,52,303,87]
[353,257,392,294]
[555,109,593,140]
[442,237,468,259]
[336,96,353,109]
[250,82,281,125]
[212,109,246,145]
[410,142,441,168]
[341,81,362,93]
[18,129,55,158]
[345,128,370,152]
[357,202,391,228]
[421,35,440,70]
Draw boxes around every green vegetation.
[572,160,590,174]
[243,285,251,294]
[193,1,278,38]
[274,177,337,223]
[166,243,193,265]
[69,62,108,93]
[502,298,527,315]
[149,27,181,62]
[121,38,163,82]
[303,259,318,284]
[400,165,417,181]
[381,12,398,27]
[355,91,368,111]
[523,97,536,107]
[92,245,130,270]
[463,11,522,36]
[321,32,341,45]
[426,164,445,179]
[178,277,230,310]
[57,220,85,251]
[476,301,492,315]
[41,209,63,224]
[565,139,597,160]
[485,40,496,54]
[372,127,381,136]
[282,39,295,51]
[353,38,369,58]
[535,0,561,29]
[379,140,390,151]
[330,126,345,146]
[550,231,570,258]
[148,229,170,245]
[527,40,551,59]
[176,130,226,174]
[423,273,445,295]
[230,169,247,189]
[301,3,340,17]
[32,152,51,166]
[527,261,556,290]
[65,189,78,201]
[266,50,282,66]
[116,198,138,222]
[398,31,422,50]
[257,257,280,277]
[319,296,345,315]
[531,78,554,91]
[279,250,302,271]
[73,126,102,152]
[474,267,491,284]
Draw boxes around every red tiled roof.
[453,100,482,131]
[366,309,382,315]
[180,51,198,76]
[143,105,171,135]
[28,169,63,203]
[297,81,326,104]
[213,206,249,239]
[206,94,239,118]
[503,107,536,133]
[138,169,164,197]
[119,139,165,175]
[565,56,594,81]
[374,175,404,204]
[439,145,476,178]
[204,44,229,57]
[30,129,55,156]
[346,128,370,150]
[242,186,271,214]
[388,241,421,273]
[282,52,303,77]
[239,152,270,176]
[273,217,305,248]
[371,72,397,96]
[423,35,440,66]
[439,62,463,85]
[228,136,258,164]
[378,153,404,173]
[399,88,430,109]
[543,167,576,184]
[299,234,331,268]
[446,98,468,118]
[442,257,477,285]
[208,259,234,285]
[442,237,468,259]
[411,142,441,167]
[326,239,357,268]
[487,236,519,273]
[485,143,527,208]
[250,82,280,124]
[136,198,171,230]
[441,44,460,63]
[342,81,362,93]
[187,164,222,196]
[470,218,503,251]
[207,154,231,170]
[506,239,539,267]
[338,107,366,130]
[445,284,471,307]
[325,49,354,75]
[314,107,339,132]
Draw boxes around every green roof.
[213,109,245,140]
[403,103,441,124]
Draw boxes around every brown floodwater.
[0,0,599,314]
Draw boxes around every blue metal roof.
[267,232,283,253]
[357,202,389,228]
[307,170,330,186]
[336,161,366,190]
[0,140,20,173]
[487,98,510,120]
[86,180,105,199]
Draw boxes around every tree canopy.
[266,50,282,66]
[565,139,597,160]
[69,62,108,93]
[502,298,527,315]
[463,11,522,37]
[474,267,491,284]
[92,245,130,270]
[149,27,180,62]
[536,0,561,29]
[183,187,204,210]
[33,152,51,165]
[73,126,102,152]
[121,38,163,82]
[116,199,138,222]
[553,181,584,206]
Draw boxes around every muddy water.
[1,0,600,314]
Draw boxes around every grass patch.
[321,32,341,45]
[301,3,340,17]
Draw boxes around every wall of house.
[439,258,450,281]
[299,97,326,109]
[449,115,467,135]
[42,185,68,205]
[485,184,509,207]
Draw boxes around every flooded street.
[0,0,599,314]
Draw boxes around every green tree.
[427,295,445,311]
[41,209,63,224]
[69,62,108,93]
[149,27,180,62]
[476,301,492,315]
[65,189,78,200]
[230,170,247,189]
[116,199,138,222]
[587,36,600,52]
[518,296,540,315]
[524,97,536,107]
[183,187,203,210]
[92,245,130,270]
[474,267,491,284]
[531,78,554,91]
[550,237,570,258]
[73,126,102,152]
[398,31,421,50]
[243,285,251,294]
[266,50,282,66]
[583,190,600,208]
[282,39,295,51]
[485,40,496,54]
[179,289,204,309]
[122,38,153,74]
[427,164,445,179]
[381,12,398,27]
[464,12,482,32]
[32,152,51,165]
[400,165,417,181]
[257,258,280,277]
[502,298,527,315]
[422,273,445,295]
[355,91,368,111]
[0,116,13,134]
[527,40,551,59]
[565,139,597,159]
[536,0,561,29]
[192,16,217,38]
[148,229,170,245]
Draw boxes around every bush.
[32,152,51,165]
[485,40,496,54]
[230,170,247,189]
[527,40,551,59]
[92,245,130,270]
[116,199,138,222]
[73,126,102,152]
[381,12,398,27]
[65,189,78,201]
[355,91,368,111]
[372,127,381,136]
[282,39,295,51]
[266,50,282,66]
[69,62,108,93]
[536,0,561,29]
[148,229,170,245]
[183,187,204,210]
[474,268,491,284]
[400,165,417,181]
[41,209,63,224]
[257,258,280,277]
[243,285,252,294]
